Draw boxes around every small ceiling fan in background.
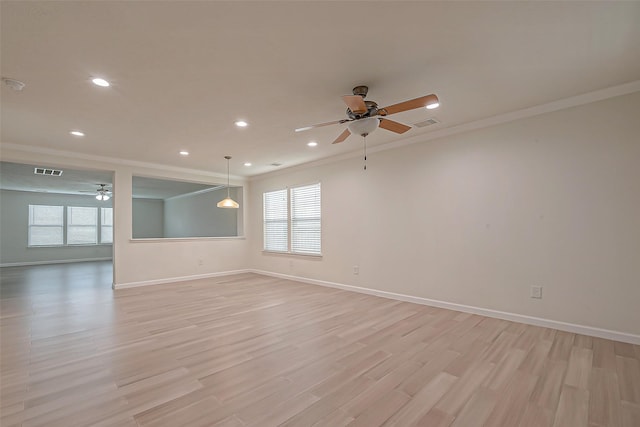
[295,85,439,144]
[80,184,112,201]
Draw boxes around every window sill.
[262,250,323,259]
[28,244,113,248]
[130,236,246,243]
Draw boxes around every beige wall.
[248,92,640,336]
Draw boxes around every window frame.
[263,182,322,256]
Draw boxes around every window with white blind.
[263,189,289,252]
[67,206,98,245]
[28,204,112,246]
[263,183,321,255]
[100,208,113,244]
[28,205,64,246]
[290,184,321,255]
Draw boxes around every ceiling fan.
[295,85,439,144]
[80,184,112,201]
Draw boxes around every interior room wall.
[164,187,239,238]
[0,189,113,265]
[132,198,164,238]
[0,149,250,286]
[247,92,640,336]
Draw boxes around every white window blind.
[263,189,288,252]
[28,205,64,246]
[263,183,321,255]
[100,208,113,244]
[67,206,98,245]
[290,183,321,255]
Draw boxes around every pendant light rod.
[217,155,239,209]
[225,155,231,198]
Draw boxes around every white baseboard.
[0,257,113,268]
[251,269,640,345]
[113,269,251,290]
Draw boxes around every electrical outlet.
[353,265,359,275]
[530,286,542,299]
[198,259,203,266]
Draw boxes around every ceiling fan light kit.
[94,184,111,201]
[347,117,379,137]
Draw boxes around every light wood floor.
[1,262,639,427]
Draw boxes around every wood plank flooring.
[1,262,639,426]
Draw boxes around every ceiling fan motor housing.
[347,100,378,120]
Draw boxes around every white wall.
[132,198,164,238]
[0,189,113,265]
[248,92,640,336]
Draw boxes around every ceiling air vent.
[270,163,283,167]
[34,167,63,176]
[414,118,440,128]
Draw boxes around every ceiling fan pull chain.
[363,135,367,170]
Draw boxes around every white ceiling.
[2,1,639,177]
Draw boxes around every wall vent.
[34,167,63,176]
[414,118,440,128]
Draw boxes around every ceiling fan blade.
[332,128,351,144]
[379,118,412,134]
[295,119,348,132]
[378,94,439,116]
[342,95,367,114]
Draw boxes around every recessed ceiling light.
[70,130,85,137]
[235,120,248,128]
[91,77,110,87]
[244,162,252,167]
[426,102,439,110]
[179,151,189,156]
[307,141,318,147]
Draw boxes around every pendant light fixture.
[217,156,239,209]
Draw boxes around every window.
[28,204,113,246]
[100,208,113,244]
[263,183,321,255]
[28,205,64,246]
[67,206,98,245]
[263,189,288,252]
[291,184,321,255]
